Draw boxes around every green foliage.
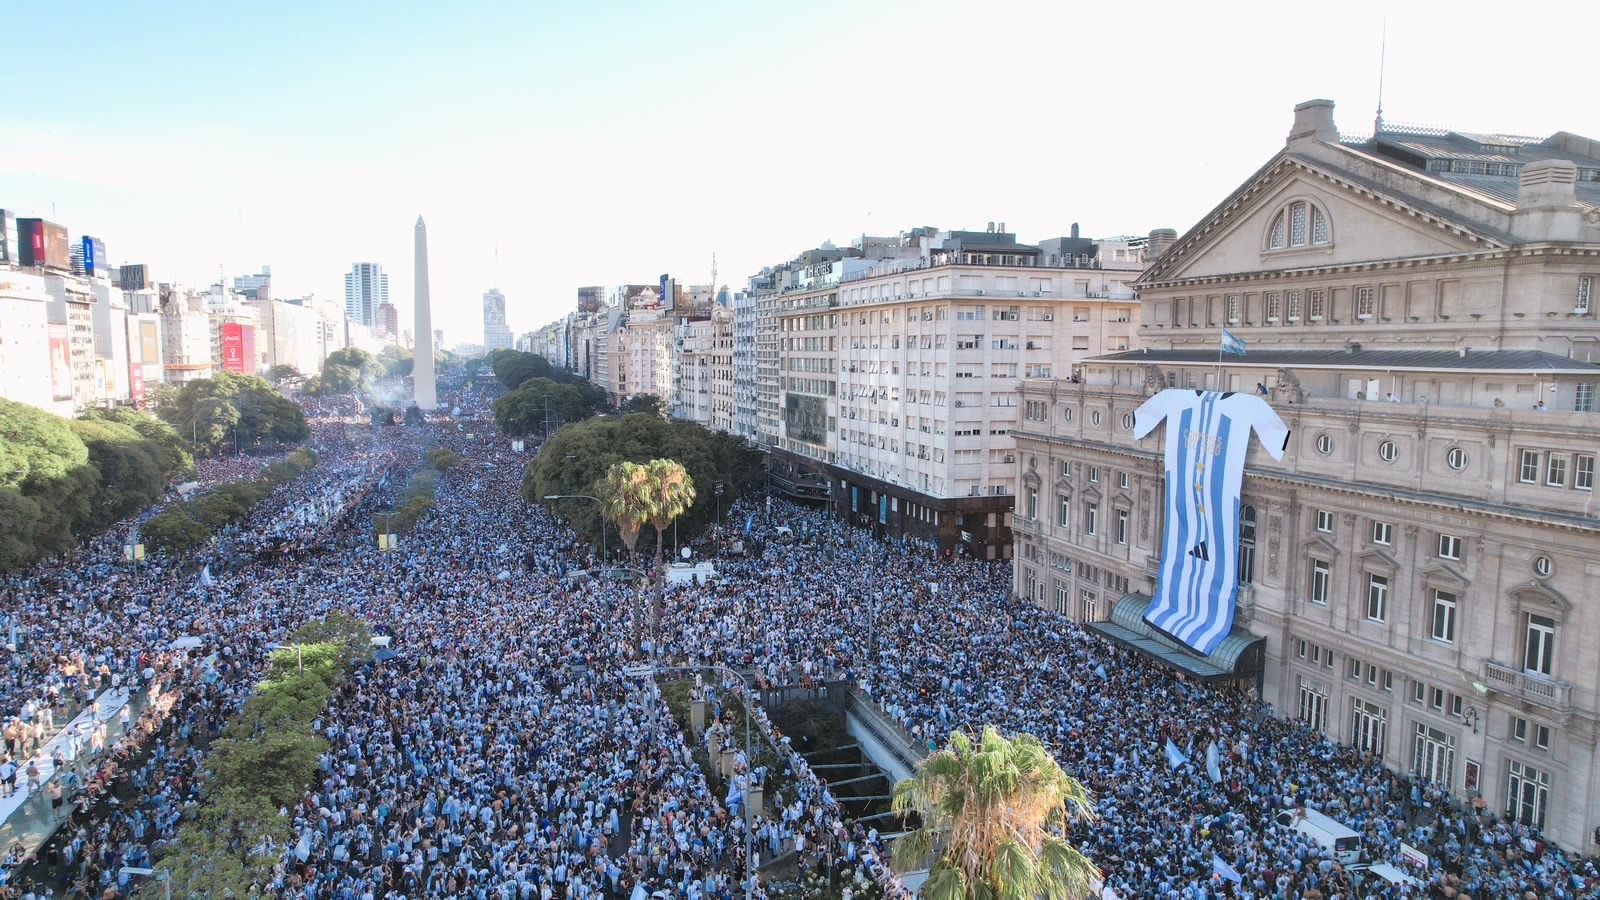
[161,615,370,896]
[378,345,414,380]
[155,371,309,455]
[525,413,763,554]
[891,727,1100,900]
[426,448,460,471]
[644,458,696,563]
[596,460,652,555]
[492,377,607,436]
[488,349,553,390]
[264,364,302,384]
[378,464,442,536]
[141,507,212,554]
[623,393,664,416]
[70,416,167,529]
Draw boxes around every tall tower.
[412,216,437,410]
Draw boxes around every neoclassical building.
[1012,98,1600,851]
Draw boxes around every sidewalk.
[0,687,138,857]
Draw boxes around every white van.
[1275,807,1362,864]
[1353,862,1422,892]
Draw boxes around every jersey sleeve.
[1133,388,1184,440]
[1241,395,1291,461]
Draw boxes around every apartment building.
[773,226,1144,556]
[1013,99,1600,851]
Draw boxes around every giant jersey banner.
[1134,389,1289,655]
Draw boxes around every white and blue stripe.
[1134,389,1288,655]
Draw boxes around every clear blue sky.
[3,0,1595,346]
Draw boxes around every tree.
[595,460,653,558]
[264,364,302,385]
[156,371,307,454]
[891,727,1100,900]
[623,393,664,417]
[645,458,695,564]
[493,377,605,436]
[490,349,552,390]
[141,507,212,554]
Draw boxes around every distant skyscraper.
[412,218,437,410]
[375,302,400,341]
[343,262,388,327]
[482,288,513,351]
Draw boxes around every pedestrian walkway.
[0,687,134,855]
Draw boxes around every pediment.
[1358,547,1400,572]
[1421,560,1470,589]
[1509,581,1570,613]
[1144,155,1504,284]
[1079,485,1102,503]
[1306,534,1341,559]
[1113,491,1134,509]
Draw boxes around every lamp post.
[714,482,726,550]
[544,494,608,560]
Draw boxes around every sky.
[2,0,1596,349]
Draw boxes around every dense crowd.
[0,388,1593,899]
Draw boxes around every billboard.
[0,210,15,264]
[120,264,150,291]
[48,324,72,400]
[138,320,160,363]
[577,286,602,314]
[621,284,656,308]
[240,324,256,374]
[221,323,247,373]
[81,236,96,276]
[784,393,828,446]
[659,274,675,311]
[128,362,144,406]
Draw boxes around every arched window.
[1266,200,1332,250]
[1238,505,1257,585]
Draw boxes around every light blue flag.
[1165,739,1188,770]
[1206,740,1223,784]
[744,513,754,535]
[1212,854,1242,884]
[1221,329,1247,356]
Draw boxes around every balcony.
[1484,660,1572,716]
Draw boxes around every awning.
[1089,594,1265,682]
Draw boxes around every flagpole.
[1216,326,1225,388]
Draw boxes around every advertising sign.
[240,324,256,375]
[138,320,160,363]
[48,324,73,400]
[577,286,602,314]
[1135,389,1289,655]
[81,236,96,275]
[221,323,246,373]
[128,362,145,406]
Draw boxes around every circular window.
[1378,440,1398,463]
[1446,447,1469,470]
[1121,413,1135,431]
[1090,410,1102,427]
[1063,407,1074,423]
[1315,433,1334,455]
[1533,555,1553,578]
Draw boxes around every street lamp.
[544,494,608,560]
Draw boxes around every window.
[1315,510,1334,533]
[1060,460,1071,478]
[1265,292,1282,321]
[1519,449,1541,483]
[1413,724,1455,788]
[1412,681,1425,704]
[1366,574,1389,623]
[1546,453,1568,487]
[1506,761,1550,829]
[1577,275,1593,315]
[1437,534,1462,560]
[1115,509,1129,546]
[1121,413,1134,431]
[1310,559,1331,605]
[1378,440,1398,463]
[1226,294,1241,323]
[1297,679,1328,732]
[1026,488,1038,520]
[1087,466,1099,483]
[1576,382,1594,412]
[1371,520,1392,545]
[1356,286,1375,319]
[1534,724,1551,751]
[1296,639,1307,659]
[1314,433,1334,455]
[1058,496,1070,528]
[1289,204,1307,246]
[1512,716,1528,742]
[1118,471,1130,489]
[1523,614,1555,676]
[1351,698,1387,757]
[1446,447,1469,471]
[1430,687,1445,712]
[1311,207,1330,244]
[1579,455,1596,490]
[1533,555,1553,578]
[1431,590,1457,643]
[1286,290,1302,322]
[1268,214,1287,251]
[1090,410,1101,427]
[1238,506,1256,584]
[1084,503,1098,536]
[1055,582,1070,615]
[1308,289,1325,320]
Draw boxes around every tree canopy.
[154,371,309,455]
[488,349,554,390]
[891,726,1100,900]
[525,413,762,556]
[492,377,608,436]
[623,393,664,417]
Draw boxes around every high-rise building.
[233,266,272,300]
[343,262,388,327]
[375,302,400,342]
[1013,98,1600,852]
[482,288,513,351]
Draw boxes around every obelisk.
[413,215,437,410]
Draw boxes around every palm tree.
[597,461,653,558]
[891,726,1100,900]
[645,458,696,566]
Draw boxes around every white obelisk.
[413,215,437,410]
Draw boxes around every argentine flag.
[1212,854,1243,883]
[1164,739,1188,771]
[1221,329,1247,356]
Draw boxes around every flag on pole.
[199,564,215,588]
[1164,739,1188,771]
[1221,329,1248,356]
[744,513,754,535]
[1205,740,1223,784]
[1211,854,1243,884]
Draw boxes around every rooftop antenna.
[1374,17,1387,137]
[711,251,718,295]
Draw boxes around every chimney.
[998,222,1006,234]
[1071,222,1080,239]
[1288,98,1339,145]
[987,221,995,233]
[1512,159,1585,241]
[1147,228,1178,261]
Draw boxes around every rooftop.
[1344,125,1600,208]
[1088,347,1600,373]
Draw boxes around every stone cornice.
[1140,243,1600,292]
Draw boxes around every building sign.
[1134,389,1289,655]
[221,323,246,373]
[48,323,72,400]
[81,236,96,275]
[128,362,144,406]
[784,394,827,446]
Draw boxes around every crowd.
[0,386,1592,899]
